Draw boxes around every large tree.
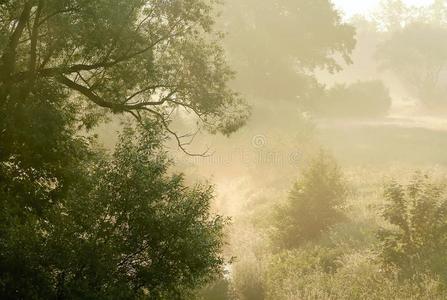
[0,0,244,298]
[0,0,249,155]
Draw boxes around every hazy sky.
[333,0,433,18]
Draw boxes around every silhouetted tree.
[0,0,249,156]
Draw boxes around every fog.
[4,0,447,298]
[170,0,447,200]
[94,1,447,297]
[175,1,447,298]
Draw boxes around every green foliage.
[264,247,346,299]
[269,245,343,276]
[195,277,231,300]
[265,250,445,300]
[0,126,228,299]
[379,173,447,281]
[305,80,392,118]
[0,2,239,298]
[230,257,266,300]
[272,153,347,249]
[227,164,447,299]
[0,0,248,141]
[219,157,447,299]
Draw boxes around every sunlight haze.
[4,1,447,298]
[334,0,433,17]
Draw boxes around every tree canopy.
[0,1,239,298]
[0,0,249,152]
[1,125,228,299]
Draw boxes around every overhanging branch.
[58,75,210,156]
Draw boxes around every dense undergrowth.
[198,158,447,300]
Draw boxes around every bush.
[272,152,347,249]
[196,277,231,300]
[265,250,445,300]
[306,80,392,118]
[230,256,267,300]
[379,173,447,281]
[0,127,228,299]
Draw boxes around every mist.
[3,0,447,299]
[177,1,447,298]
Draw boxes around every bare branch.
[130,107,211,157]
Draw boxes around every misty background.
[4,0,447,298]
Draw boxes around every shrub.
[196,277,231,300]
[265,250,445,300]
[0,127,228,299]
[272,152,347,249]
[379,173,447,281]
[230,256,267,300]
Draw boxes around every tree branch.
[29,0,44,84]
[57,75,124,111]
[1,1,33,84]
[133,107,211,157]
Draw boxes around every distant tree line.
[302,80,392,119]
